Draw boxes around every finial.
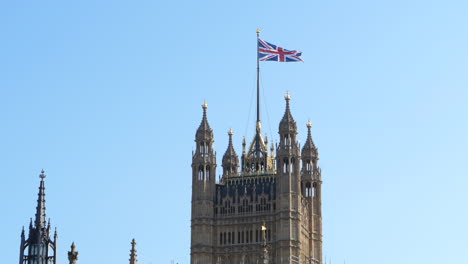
[71,242,76,251]
[307,120,312,128]
[256,28,261,35]
[40,169,46,179]
[228,128,234,136]
[130,239,138,264]
[202,100,208,110]
[285,91,291,101]
[256,121,262,132]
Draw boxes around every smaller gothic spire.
[222,129,239,177]
[129,239,138,264]
[196,100,214,141]
[35,170,47,229]
[279,91,297,133]
[302,121,318,159]
[68,242,78,264]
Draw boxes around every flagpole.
[256,28,261,125]
[255,28,261,155]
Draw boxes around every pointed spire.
[279,91,297,133]
[35,170,47,229]
[68,242,78,264]
[242,136,246,154]
[302,121,317,156]
[224,129,237,157]
[196,100,213,141]
[222,129,239,177]
[129,239,138,264]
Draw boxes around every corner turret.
[222,129,239,178]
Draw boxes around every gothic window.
[291,158,295,171]
[305,182,312,197]
[306,160,312,172]
[198,166,204,181]
[238,231,241,243]
[283,135,290,147]
[312,182,317,197]
[206,165,210,181]
[283,158,289,173]
[228,232,231,244]
[199,142,205,154]
[220,233,223,245]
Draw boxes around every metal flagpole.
[255,28,262,156]
[256,28,261,124]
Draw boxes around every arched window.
[283,158,289,173]
[199,142,205,154]
[305,182,312,197]
[198,165,204,180]
[206,165,210,181]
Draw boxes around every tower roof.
[301,121,318,158]
[222,129,238,162]
[195,101,214,141]
[35,170,47,229]
[279,92,297,133]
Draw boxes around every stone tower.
[191,101,217,264]
[19,170,58,264]
[275,92,302,263]
[190,93,323,264]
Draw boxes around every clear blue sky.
[2,1,467,263]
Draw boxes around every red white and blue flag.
[258,38,303,62]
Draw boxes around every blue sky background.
[2,0,467,263]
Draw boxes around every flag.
[258,38,303,62]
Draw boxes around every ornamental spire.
[279,91,297,134]
[302,121,318,160]
[222,129,239,177]
[195,100,213,142]
[68,242,78,264]
[129,239,138,264]
[35,170,47,229]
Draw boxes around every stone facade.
[191,94,323,264]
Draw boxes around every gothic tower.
[19,170,58,264]
[190,92,323,264]
[191,101,217,264]
[275,92,302,263]
[301,121,322,264]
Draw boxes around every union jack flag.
[258,38,303,62]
